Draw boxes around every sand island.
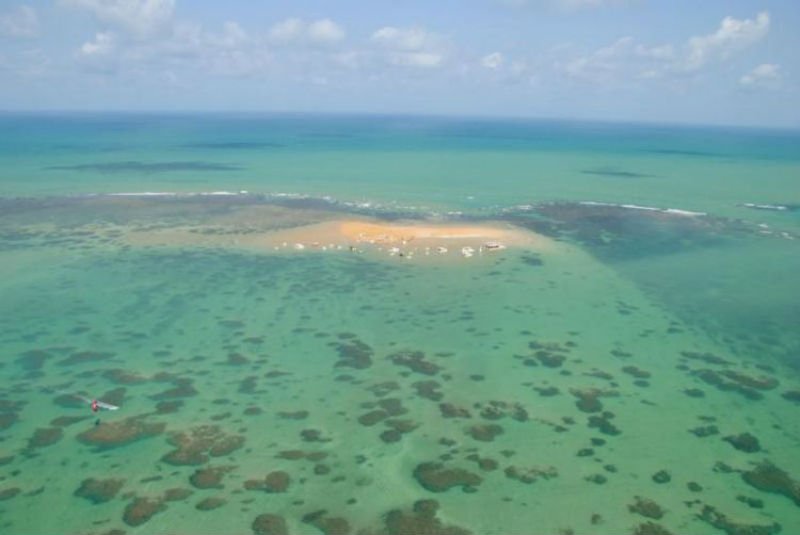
[126,217,550,262]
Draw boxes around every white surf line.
[741,203,789,211]
[579,201,707,217]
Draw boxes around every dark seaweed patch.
[301,510,351,535]
[628,496,664,519]
[413,462,482,493]
[331,337,373,369]
[47,161,242,173]
[381,499,471,535]
[252,513,288,535]
[244,471,290,493]
[74,478,125,504]
[78,416,165,450]
[741,460,800,506]
[184,142,283,150]
[123,496,166,527]
[504,465,558,484]
[195,496,227,511]
[581,167,653,178]
[161,425,244,465]
[696,504,781,535]
[723,432,761,453]
[28,427,63,449]
[388,350,440,375]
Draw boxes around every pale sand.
[126,218,552,261]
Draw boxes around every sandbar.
[126,218,551,262]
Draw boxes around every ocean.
[0,113,798,534]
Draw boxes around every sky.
[0,0,798,127]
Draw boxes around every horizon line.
[0,109,798,132]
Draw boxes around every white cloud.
[560,12,772,84]
[739,63,781,89]
[61,0,175,36]
[371,26,447,68]
[307,19,345,44]
[75,19,269,78]
[496,0,629,11]
[372,27,433,51]
[81,31,116,56]
[481,52,504,69]
[684,12,769,71]
[0,5,39,38]
[269,18,345,46]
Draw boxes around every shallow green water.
[0,114,799,535]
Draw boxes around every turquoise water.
[1,114,799,534]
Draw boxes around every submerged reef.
[378,499,472,535]
[162,424,244,465]
[723,432,761,453]
[77,416,165,450]
[741,461,800,507]
[123,496,166,527]
[696,504,781,535]
[388,350,441,375]
[628,496,665,519]
[74,478,125,504]
[413,462,482,493]
[244,471,291,493]
[252,513,288,535]
[331,334,373,369]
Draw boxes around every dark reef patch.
[51,415,91,427]
[413,462,482,493]
[77,416,165,450]
[162,425,245,465]
[359,410,389,427]
[123,496,166,527]
[467,423,504,442]
[189,465,234,489]
[652,470,671,484]
[588,411,621,436]
[691,369,763,400]
[504,465,558,484]
[632,522,674,535]
[331,336,373,369]
[58,350,115,366]
[252,513,288,535]
[244,471,290,493]
[28,427,63,449]
[696,504,781,535]
[196,496,227,511]
[278,410,309,420]
[150,378,198,400]
[0,487,21,501]
[689,425,719,438]
[628,496,664,519]
[476,400,528,422]
[74,478,125,504]
[380,499,472,535]
[413,380,443,401]
[741,460,800,506]
[302,510,351,535]
[439,403,472,419]
[622,366,651,379]
[388,350,441,375]
[724,432,761,453]
[163,488,193,501]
